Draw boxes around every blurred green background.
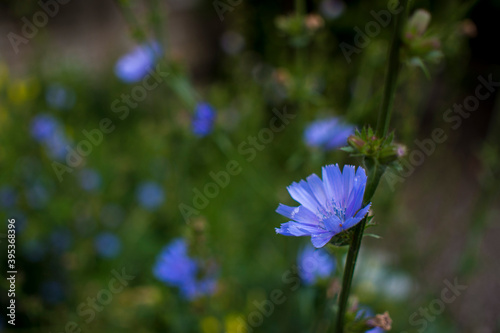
[1,0,499,332]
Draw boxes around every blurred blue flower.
[115,41,161,83]
[30,114,70,160]
[40,280,65,304]
[136,181,165,210]
[304,117,354,150]
[94,232,121,258]
[44,130,69,160]
[153,238,217,300]
[25,182,50,209]
[46,83,76,110]
[320,0,345,19]
[0,186,17,208]
[78,169,102,191]
[30,114,59,142]
[276,164,371,248]
[23,239,46,262]
[220,31,245,55]
[50,228,73,252]
[297,244,336,286]
[192,102,216,137]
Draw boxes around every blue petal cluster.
[136,181,165,210]
[192,102,216,137]
[115,41,161,83]
[153,238,217,300]
[276,164,371,248]
[304,117,354,150]
[78,168,102,192]
[45,83,76,110]
[0,186,17,208]
[297,244,336,286]
[30,114,70,160]
[94,232,122,258]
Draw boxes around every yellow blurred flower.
[225,314,247,333]
[8,78,40,104]
[201,316,220,333]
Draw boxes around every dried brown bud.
[460,19,477,38]
[366,311,392,331]
[305,14,324,31]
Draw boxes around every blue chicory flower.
[320,0,346,19]
[0,186,17,208]
[304,117,355,150]
[30,114,59,142]
[136,181,165,210]
[30,114,70,160]
[192,102,216,137]
[78,168,102,192]
[153,238,217,300]
[50,228,73,252]
[45,83,76,110]
[94,232,121,258]
[25,182,50,209]
[44,130,70,160]
[275,164,371,248]
[115,41,161,83]
[297,244,336,286]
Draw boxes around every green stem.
[295,0,306,107]
[376,0,409,138]
[334,1,408,332]
[295,0,305,16]
[334,161,385,332]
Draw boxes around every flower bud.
[366,311,392,330]
[347,135,365,150]
[406,9,431,39]
[305,14,324,31]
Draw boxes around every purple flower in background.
[297,244,336,286]
[31,114,59,142]
[304,117,354,150]
[0,186,17,208]
[25,182,50,209]
[115,41,161,83]
[50,228,73,252]
[136,181,165,210]
[275,164,371,248]
[46,83,76,110]
[30,114,70,160]
[94,232,121,258]
[153,238,217,300]
[44,130,69,160]
[192,102,216,137]
[78,169,102,192]
[220,31,245,55]
[320,0,345,19]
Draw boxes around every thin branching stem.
[334,1,409,332]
